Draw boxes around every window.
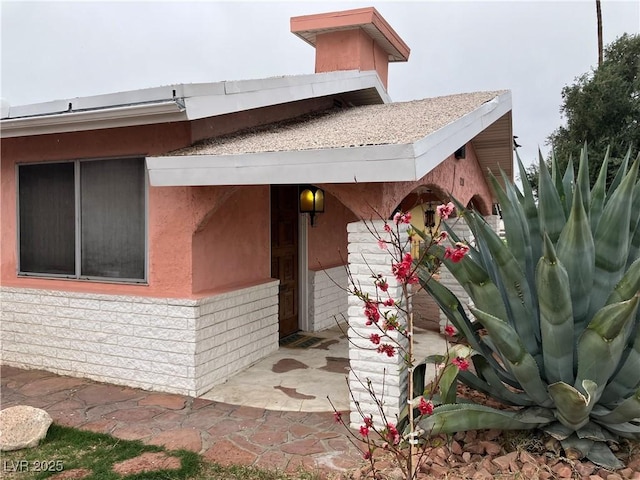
[18,158,146,281]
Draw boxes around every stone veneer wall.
[0,281,279,397]
[194,281,279,394]
[347,220,409,428]
[308,265,348,332]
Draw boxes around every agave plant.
[414,146,640,469]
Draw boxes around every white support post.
[347,220,409,429]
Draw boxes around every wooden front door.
[271,185,299,338]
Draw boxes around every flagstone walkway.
[0,365,364,475]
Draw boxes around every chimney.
[291,7,410,89]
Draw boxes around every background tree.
[525,33,639,193]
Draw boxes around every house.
[0,7,512,423]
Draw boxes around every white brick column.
[347,220,409,428]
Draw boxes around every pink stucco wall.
[323,142,494,219]
[315,29,389,87]
[191,186,271,294]
[1,124,200,298]
[307,191,358,271]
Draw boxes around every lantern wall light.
[299,185,325,227]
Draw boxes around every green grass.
[1,425,322,480]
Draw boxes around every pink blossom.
[384,224,392,233]
[377,239,387,250]
[333,411,343,423]
[386,423,400,445]
[364,301,380,325]
[378,279,389,292]
[363,451,372,460]
[392,252,416,284]
[359,425,370,437]
[383,298,395,307]
[436,231,448,244]
[444,242,470,263]
[452,356,470,371]
[444,325,457,337]
[369,333,381,345]
[418,397,434,415]
[377,344,396,357]
[437,202,455,220]
[393,211,412,225]
[364,416,373,427]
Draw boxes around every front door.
[271,185,299,338]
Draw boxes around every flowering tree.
[330,202,471,479]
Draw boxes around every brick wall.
[0,281,279,397]
[347,220,409,428]
[308,265,348,332]
[194,281,279,394]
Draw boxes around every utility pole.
[596,0,603,66]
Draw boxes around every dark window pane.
[18,163,75,275]
[80,158,145,279]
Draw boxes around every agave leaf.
[589,146,609,235]
[589,157,639,320]
[549,149,564,196]
[548,380,597,431]
[556,186,595,335]
[607,147,632,199]
[576,143,591,214]
[576,296,640,399]
[470,307,552,407]
[539,153,568,243]
[562,156,575,217]
[576,421,616,441]
[597,420,640,440]
[517,153,542,266]
[418,403,554,435]
[543,422,573,440]
[468,214,540,356]
[559,433,594,460]
[489,171,527,276]
[627,219,640,271]
[438,363,460,404]
[458,357,536,406]
[585,441,625,470]
[591,387,640,424]
[536,234,575,384]
[600,321,640,405]
[460,258,508,321]
[606,257,640,305]
[419,272,485,355]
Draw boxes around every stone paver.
[0,365,363,475]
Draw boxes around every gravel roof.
[171,90,506,156]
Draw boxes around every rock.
[472,468,494,480]
[480,440,502,456]
[0,405,53,451]
[551,462,573,478]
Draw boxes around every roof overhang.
[1,70,390,138]
[146,91,512,186]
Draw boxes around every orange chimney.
[291,7,410,89]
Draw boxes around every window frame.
[16,156,149,284]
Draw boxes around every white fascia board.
[1,101,187,138]
[147,143,416,186]
[412,91,512,179]
[183,70,389,120]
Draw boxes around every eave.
[146,91,512,187]
[1,70,390,138]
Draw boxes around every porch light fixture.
[424,203,436,229]
[299,185,325,227]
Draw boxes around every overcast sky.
[1,1,639,169]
